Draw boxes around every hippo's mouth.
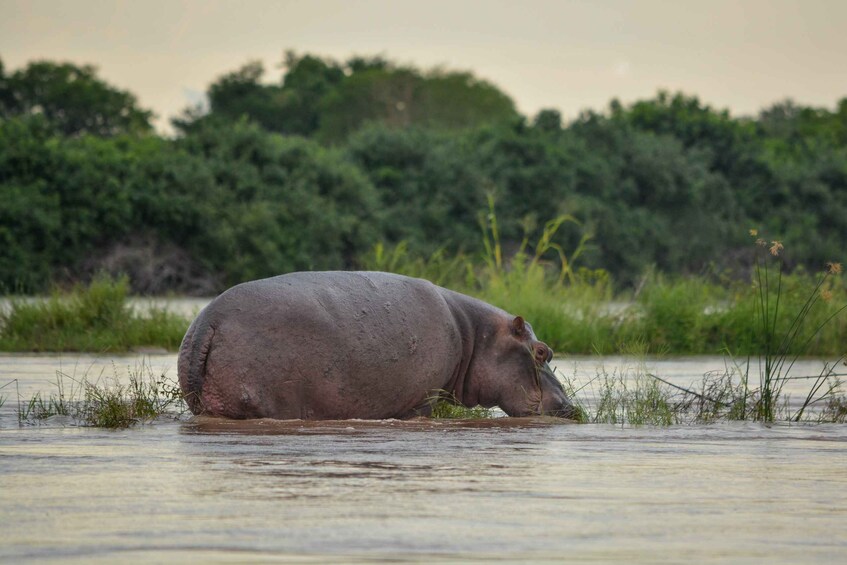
[536,362,580,420]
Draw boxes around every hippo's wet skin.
[178,271,577,420]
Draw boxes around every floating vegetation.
[429,391,494,420]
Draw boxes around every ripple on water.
[1,354,847,562]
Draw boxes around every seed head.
[826,262,843,275]
[749,229,758,237]
[821,289,833,303]
[769,241,784,256]
[756,238,767,247]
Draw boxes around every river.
[1,353,846,562]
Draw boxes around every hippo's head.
[478,315,579,420]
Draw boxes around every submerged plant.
[0,380,11,410]
[819,389,847,423]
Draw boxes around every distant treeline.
[1,53,846,293]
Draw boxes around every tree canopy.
[1,54,846,293]
[174,52,518,142]
[0,59,153,136]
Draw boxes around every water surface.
[1,354,845,563]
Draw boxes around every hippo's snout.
[538,363,580,420]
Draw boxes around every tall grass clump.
[16,362,186,428]
[472,197,615,354]
[0,274,189,352]
[364,241,474,290]
[636,234,847,424]
[731,233,847,421]
[620,273,725,354]
[362,197,615,354]
[561,355,847,426]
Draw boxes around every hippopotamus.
[178,271,577,420]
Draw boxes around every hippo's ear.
[511,316,526,336]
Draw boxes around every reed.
[741,234,847,421]
[0,379,10,409]
[561,357,847,426]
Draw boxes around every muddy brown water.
[1,354,846,563]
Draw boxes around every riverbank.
[0,276,187,352]
[1,265,845,357]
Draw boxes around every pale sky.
[2,0,846,133]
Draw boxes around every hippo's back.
[178,271,462,419]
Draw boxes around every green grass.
[11,267,846,358]
[362,217,847,359]
[0,274,190,352]
[15,362,186,428]
[560,354,847,426]
[559,345,681,426]
[430,397,494,420]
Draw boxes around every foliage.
[0,116,158,291]
[175,52,517,142]
[175,54,346,136]
[144,119,380,285]
[363,241,473,289]
[0,275,188,352]
[745,236,847,421]
[0,117,380,292]
[471,202,615,354]
[317,64,517,142]
[15,362,186,428]
[2,52,847,300]
[345,125,486,253]
[362,223,847,358]
[0,59,153,136]
[562,359,847,426]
